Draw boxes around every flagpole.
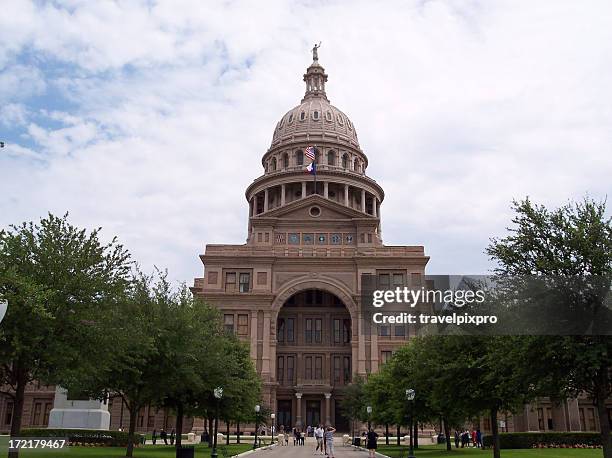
[314,145,317,195]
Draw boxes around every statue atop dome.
[312,42,321,61]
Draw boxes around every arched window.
[288,113,294,123]
[300,111,306,121]
[342,153,349,169]
[353,158,359,172]
[283,153,289,168]
[271,157,277,171]
[296,150,304,166]
[313,111,320,120]
[327,150,336,166]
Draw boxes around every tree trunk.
[396,425,401,446]
[237,422,241,444]
[413,422,418,449]
[491,407,500,458]
[443,417,451,451]
[596,366,612,458]
[208,416,214,447]
[126,405,138,458]
[8,375,27,458]
[175,403,184,450]
[385,423,389,445]
[226,420,230,445]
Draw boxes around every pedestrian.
[366,428,378,458]
[315,424,324,455]
[152,429,157,445]
[476,429,482,448]
[471,429,476,447]
[325,426,336,458]
[284,427,289,446]
[170,429,176,445]
[160,429,168,445]
[454,430,459,448]
[300,430,305,445]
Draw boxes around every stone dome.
[270,57,360,150]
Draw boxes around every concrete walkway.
[248,437,369,458]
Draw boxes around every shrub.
[482,432,609,449]
[20,428,144,447]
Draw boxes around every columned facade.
[192,51,429,432]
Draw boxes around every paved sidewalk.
[249,437,368,458]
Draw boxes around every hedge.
[20,428,145,447]
[483,432,610,449]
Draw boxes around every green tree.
[338,375,367,438]
[487,197,612,458]
[0,214,131,458]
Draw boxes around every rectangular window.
[378,273,390,289]
[537,408,544,430]
[343,357,351,383]
[287,356,295,383]
[315,356,323,379]
[393,273,404,287]
[4,402,14,425]
[394,325,406,337]
[314,319,322,343]
[286,318,295,342]
[43,403,52,426]
[32,402,42,426]
[343,320,351,343]
[225,272,236,292]
[277,319,285,342]
[305,356,313,379]
[239,273,250,293]
[381,351,393,364]
[379,325,390,337]
[277,356,284,382]
[147,407,156,428]
[579,408,586,431]
[138,408,145,427]
[546,407,553,430]
[224,314,234,334]
[305,319,313,343]
[587,408,596,431]
[333,319,341,344]
[333,356,341,383]
[237,314,249,335]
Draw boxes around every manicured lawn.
[0,436,254,457]
[377,444,604,458]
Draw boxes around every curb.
[231,443,276,457]
[351,444,392,458]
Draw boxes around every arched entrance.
[274,289,352,432]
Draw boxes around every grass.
[377,444,604,458]
[0,436,255,457]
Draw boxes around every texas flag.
[306,160,317,175]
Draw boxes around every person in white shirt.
[314,425,324,454]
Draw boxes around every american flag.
[305,146,316,161]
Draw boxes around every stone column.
[302,182,307,198]
[372,198,377,217]
[281,184,286,206]
[324,393,332,426]
[264,188,269,212]
[361,190,366,213]
[358,313,367,374]
[344,184,349,206]
[295,393,303,428]
[323,181,329,199]
[250,312,258,362]
[261,311,271,377]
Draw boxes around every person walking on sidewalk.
[324,426,336,458]
[366,428,378,458]
[314,425,324,454]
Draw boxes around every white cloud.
[0,0,611,282]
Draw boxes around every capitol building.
[191,48,428,430]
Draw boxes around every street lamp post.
[366,406,372,431]
[406,389,416,458]
[271,413,276,445]
[211,387,223,458]
[253,405,261,450]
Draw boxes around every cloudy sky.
[1,0,611,283]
